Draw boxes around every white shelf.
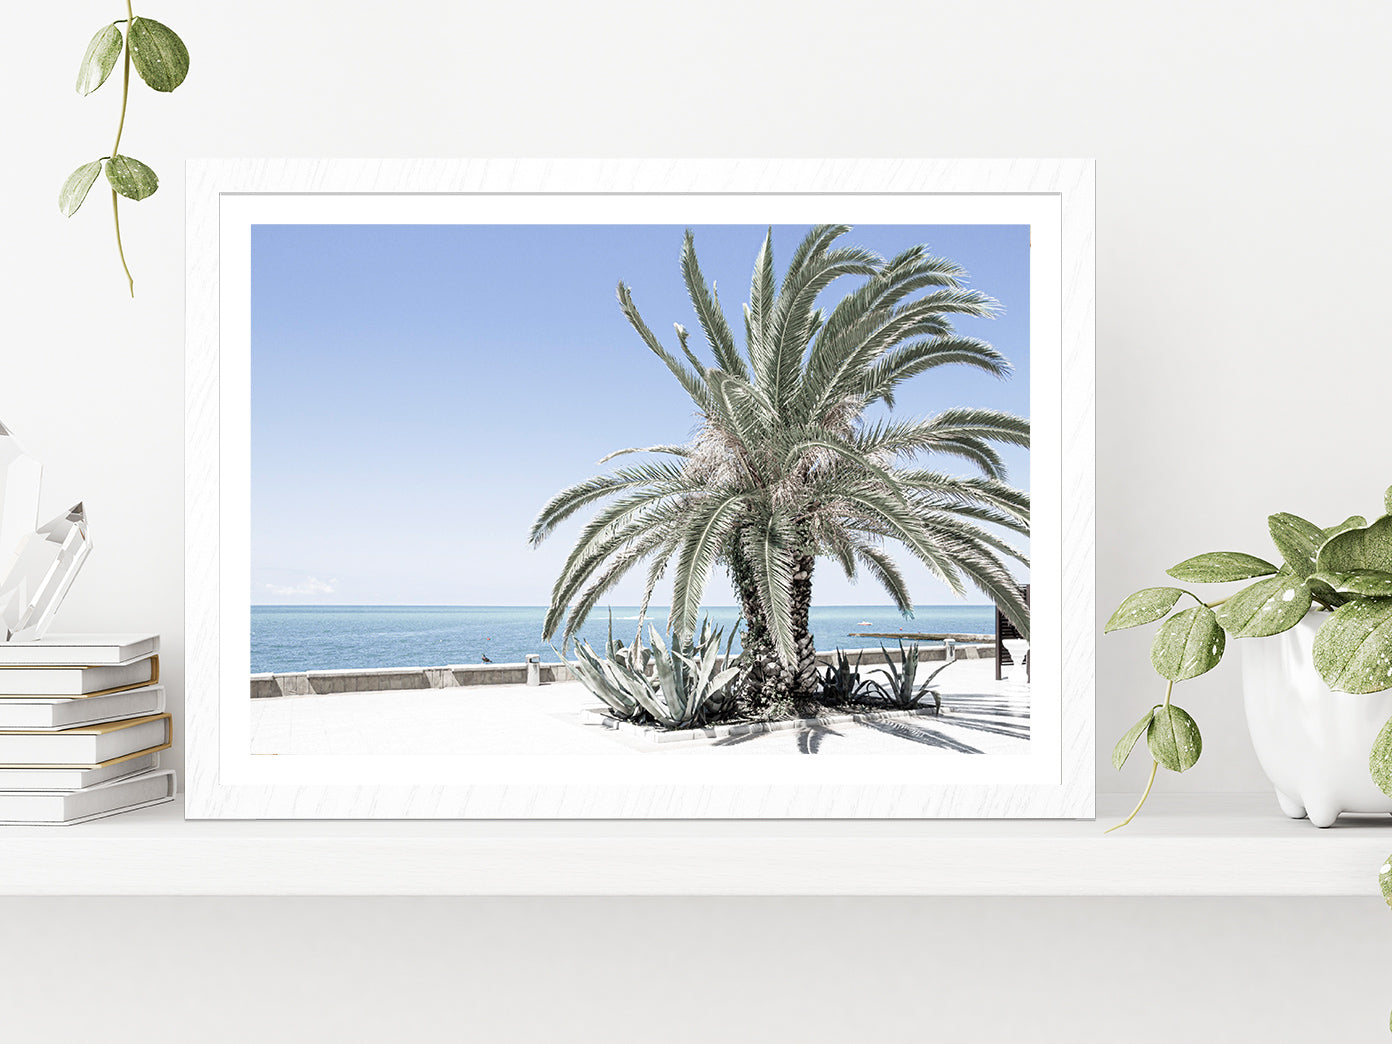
[1,794,1388,896]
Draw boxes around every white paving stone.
[249,659,1031,757]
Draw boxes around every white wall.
[3,1,1389,1040]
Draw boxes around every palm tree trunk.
[789,552,818,696]
[728,534,821,709]
[727,538,792,711]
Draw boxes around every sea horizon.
[250,603,999,674]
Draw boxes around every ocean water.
[249,605,997,674]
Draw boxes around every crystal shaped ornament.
[0,422,42,568]
[0,503,92,642]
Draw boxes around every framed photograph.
[185,158,1094,819]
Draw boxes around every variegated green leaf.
[1104,587,1185,633]
[58,160,104,217]
[1150,606,1226,681]
[1386,487,1392,516]
[1379,848,1392,910]
[76,23,123,95]
[128,17,189,92]
[1306,573,1350,610]
[1147,704,1202,772]
[1317,514,1392,575]
[1267,512,1325,580]
[1325,515,1368,540]
[1166,551,1277,584]
[1214,575,1312,638]
[1370,716,1392,798]
[1112,708,1156,770]
[1309,570,1392,598]
[104,155,159,201]
[1312,599,1392,694]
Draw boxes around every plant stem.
[111,190,133,297]
[111,0,135,296]
[1106,759,1158,834]
[1106,679,1175,832]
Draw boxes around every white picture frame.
[185,158,1095,819]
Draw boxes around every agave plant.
[531,225,1030,708]
[563,612,651,722]
[820,649,867,703]
[569,617,741,731]
[863,639,955,713]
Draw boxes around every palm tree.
[530,225,1030,706]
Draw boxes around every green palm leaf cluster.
[531,225,1030,706]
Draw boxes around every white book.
[0,633,159,667]
[0,685,165,730]
[0,655,158,696]
[0,750,161,790]
[0,768,176,825]
[0,713,170,767]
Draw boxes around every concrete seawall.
[249,643,991,699]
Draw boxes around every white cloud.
[262,576,337,597]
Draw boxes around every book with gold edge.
[0,713,171,767]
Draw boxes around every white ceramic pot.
[1240,611,1392,827]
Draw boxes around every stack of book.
[0,634,174,825]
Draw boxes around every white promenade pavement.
[250,658,1031,757]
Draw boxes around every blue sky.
[251,223,1029,607]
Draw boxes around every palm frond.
[862,336,1011,407]
[680,230,747,379]
[895,470,1031,522]
[596,444,693,464]
[529,461,689,545]
[854,545,914,614]
[616,281,712,411]
[745,516,797,666]
[563,528,675,640]
[669,492,748,640]
[745,227,778,389]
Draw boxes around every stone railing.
[249,642,992,699]
[250,660,578,699]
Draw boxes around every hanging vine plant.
[58,5,189,297]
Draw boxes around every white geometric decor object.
[0,422,42,567]
[0,503,92,642]
[1003,638,1030,683]
[1241,612,1392,828]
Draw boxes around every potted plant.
[1105,484,1392,833]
